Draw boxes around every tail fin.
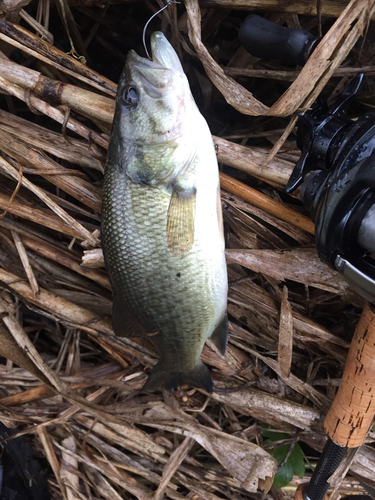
[142,361,213,393]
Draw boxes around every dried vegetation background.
[0,0,374,498]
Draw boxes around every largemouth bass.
[101,32,228,392]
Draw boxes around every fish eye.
[123,85,138,107]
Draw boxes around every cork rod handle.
[324,302,375,448]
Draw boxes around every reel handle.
[239,15,320,66]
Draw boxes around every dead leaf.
[278,286,294,378]
[126,402,278,492]
[226,247,349,294]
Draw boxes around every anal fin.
[209,314,228,355]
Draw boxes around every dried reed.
[0,1,374,499]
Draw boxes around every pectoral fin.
[112,295,148,338]
[210,314,228,355]
[167,185,196,256]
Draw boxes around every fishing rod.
[239,15,375,500]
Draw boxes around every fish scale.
[101,32,228,392]
[102,168,222,361]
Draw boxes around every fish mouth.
[126,32,184,93]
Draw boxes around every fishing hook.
[142,0,180,60]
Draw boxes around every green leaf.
[262,427,305,488]
[273,462,294,489]
[270,443,305,488]
[261,425,290,443]
[288,443,305,478]
[262,430,290,442]
[269,445,289,463]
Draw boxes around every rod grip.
[324,302,375,447]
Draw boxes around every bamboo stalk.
[37,427,68,500]
[220,172,315,234]
[0,217,78,249]
[0,156,99,245]
[0,129,102,212]
[0,295,68,393]
[0,65,296,188]
[0,19,116,95]
[19,9,54,44]
[21,234,111,290]
[153,438,194,500]
[226,247,348,294]
[0,268,113,335]
[0,70,297,190]
[0,268,155,368]
[222,191,314,245]
[0,58,114,123]
[201,0,375,19]
[0,59,297,190]
[261,114,299,168]
[0,109,104,171]
[11,230,40,295]
[224,65,375,81]
[0,322,49,384]
[278,286,293,378]
[35,74,115,123]
[0,364,123,406]
[0,192,87,240]
[0,75,109,149]
[82,248,105,268]
[214,136,294,186]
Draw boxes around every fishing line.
[142,0,180,60]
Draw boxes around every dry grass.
[0,0,374,499]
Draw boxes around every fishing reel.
[239,16,375,302]
[285,74,375,302]
[285,77,375,500]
